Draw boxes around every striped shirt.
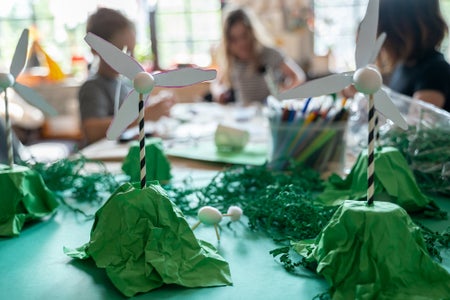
[230,46,284,105]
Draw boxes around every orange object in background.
[16,34,66,86]
[17,40,66,86]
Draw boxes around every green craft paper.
[293,200,450,300]
[65,182,232,297]
[122,138,171,183]
[165,140,268,166]
[317,147,429,212]
[0,164,58,236]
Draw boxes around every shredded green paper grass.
[165,162,449,271]
[26,153,449,278]
[166,163,335,242]
[29,155,123,217]
[380,125,450,195]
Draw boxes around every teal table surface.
[0,207,329,300]
[1,166,449,300]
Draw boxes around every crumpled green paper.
[65,182,232,297]
[317,147,429,212]
[0,164,58,236]
[293,200,450,300]
[122,138,171,183]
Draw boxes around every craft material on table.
[0,28,57,167]
[65,34,231,298]
[121,138,172,183]
[379,91,450,195]
[64,182,232,297]
[0,164,58,236]
[267,95,349,172]
[165,139,268,166]
[293,200,450,299]
[85,32,216,189]
[267,0,449,298]
[0,28,58,236]
[163,103,269,166]
[214,124,250,152]
[317,146,432,212]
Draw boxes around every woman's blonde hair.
[216,5,274,86]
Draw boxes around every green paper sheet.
[65,182,232,297]
[293,200,450,299]
[165,140,268,166]
[0,164,58,237]
[122,138,172,183]
[317,147,429,212]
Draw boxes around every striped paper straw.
[367,94,375,206]
[138,93,146,189]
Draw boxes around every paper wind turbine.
[282,1,450,298]
[0,29,57,167]
[278,0,407,128]
[85,33,216,189]
[279,0,407,206]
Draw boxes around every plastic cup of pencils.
[268,109,349,173]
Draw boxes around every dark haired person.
[378,0,450,111]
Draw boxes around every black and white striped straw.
[138,93,146,189]
[367,94,375,205]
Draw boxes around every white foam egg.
[226,206,243,221]
[198,206,223,225]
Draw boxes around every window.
[313,0,367,72]
[155,0,222,69]
[314,0,450,72]
[0,0,146,75]
[2,1,450,77]
[0,0,222,75]
[441,0,450,58]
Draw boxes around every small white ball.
[226,206,243,221]
[0,73,14,89]
[198,206,223,225]
[353,66,382,95]
[133,72,154,94]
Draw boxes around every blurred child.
[378,0,450,112]
[211,6,306,105]
[343,0,450,112]
[79,8,174,145]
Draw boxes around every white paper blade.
[374,89,408,130]
[278,73,353,100]
[355,0,379,68]
[10,29,29,79]
[85,33,143,81]
[368,32,386,65]
[14,82,57,116]
[106,89,140,140]
[154,68,217,87]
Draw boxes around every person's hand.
[210,79,232,105]
[215,89,233,104]
[145,91,175,121]
[341,84,357,99]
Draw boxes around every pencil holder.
[268,119,348,173]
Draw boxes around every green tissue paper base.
[317,147,429,212]
[293,200,450,299]
[122,138,171,183]
[65,182,232,297]
[0,164,58,237]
